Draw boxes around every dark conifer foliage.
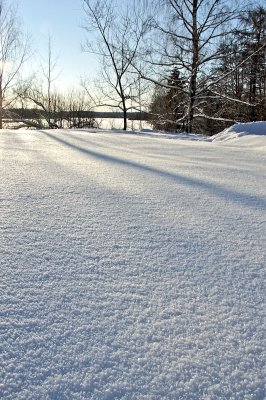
[148,3,266,134]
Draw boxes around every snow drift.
[211,121,266,142]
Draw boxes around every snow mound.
[212,121,266,142]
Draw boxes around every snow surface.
[1,124,266,399]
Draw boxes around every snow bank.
[211,121,266,152]
[212,121,266,141]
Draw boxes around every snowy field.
[1,124,265,399]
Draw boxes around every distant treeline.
[5,109,151,121]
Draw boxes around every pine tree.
[149,68,186,132]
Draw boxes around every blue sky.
[16,0,98,91]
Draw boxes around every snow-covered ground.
[1,123,265,399]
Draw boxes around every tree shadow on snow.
[40,131,266,212]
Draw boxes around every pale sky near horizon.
[16,0,98,91]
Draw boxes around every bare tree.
[60,89,96,129]
[82,0,149,130]
[138,0,241,132]
[17,78,97,129]
[0,0,29,128]
[19,35,60,128]
[201,6,266,128]
[44,36,58,127]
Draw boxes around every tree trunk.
[187,0,199,133]
[121,89,127,130]
[123,106,127,130]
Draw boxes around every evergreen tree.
[211,6,266,124]
[149,68,186,132]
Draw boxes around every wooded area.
[0,0,265,134]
